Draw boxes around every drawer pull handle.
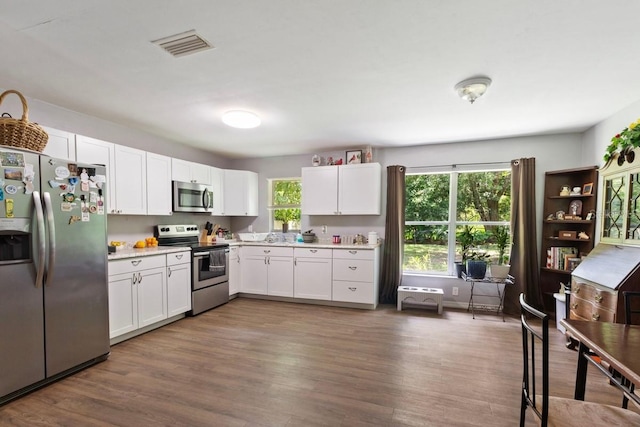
[175,254,183,260]
[348,266,357,270]
[592,313,600,321]
[264,250,271,254]
[131,260,142,266]
[594,295,603,303]
[349,250,357,254]
[168,267,172,277]
[348,287,357,291]
[571,303,578,309]
[310,249,317,253]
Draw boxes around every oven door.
[192,248,229,290]
[172,181,213,213]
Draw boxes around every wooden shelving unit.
[539,166,598,312]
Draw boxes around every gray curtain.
[504,158,541,313]
[380,165,405,304]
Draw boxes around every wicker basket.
[0,90,48,152]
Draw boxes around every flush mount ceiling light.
[455,77,492,104]
[222,110,261,129]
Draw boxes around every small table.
[560,319,640,406]
[461,272,514,321]
[397,286,444,314]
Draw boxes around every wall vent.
[152,30,214,57]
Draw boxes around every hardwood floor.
[1,298,638,426]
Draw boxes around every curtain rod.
[406,160,511,170]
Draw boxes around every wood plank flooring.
[1,298,638,426]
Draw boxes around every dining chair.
[621,291,640,409]
[519,293,640,426]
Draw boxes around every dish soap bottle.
[296,232,303,243]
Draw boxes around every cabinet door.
[146,152,173,216]
[210,166,225,216]
[171,158,192,182]
[113,145,147,215]
[301,166,338,214]
[338,163,381,215]
[166,263,191,316]
[267,256,294,297]
[245,171,259,216]
[191,162,211,185]
[75,135,116,212]
[108,272,137,338]
[229,246,241,295]
[137,267,167,327]
[241,255,268,294]
[223,169,246,215]
[294,257,332,300]
[41,126,76,161]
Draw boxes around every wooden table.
[560,319,640,405]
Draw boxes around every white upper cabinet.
[146,152,172,216]
[302,163,381,215]
[113,145,147,215]
[41,126,76,161]
[75,135,116,213]
[223,169,258,216]
[210,166,225,216]
[171,159,211,184]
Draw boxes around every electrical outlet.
[452,287,459,296]
[248,224,253,232]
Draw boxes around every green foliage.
[604,118,640,163]
[456,225,475,261]
[272,179,301,226]
[492,225,511,264]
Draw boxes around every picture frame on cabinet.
[582,182,593,195]
[346,150,362,164]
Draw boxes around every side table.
[461,272,514,321]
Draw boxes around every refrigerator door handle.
[32,191,46,289]
[43,192,56,286]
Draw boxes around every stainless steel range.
[154,224,229,315]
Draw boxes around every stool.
[397,286,444,314]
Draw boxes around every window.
[268,178,301,232]
[404,168,511,275]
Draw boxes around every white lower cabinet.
[108,255,167,339]
[166,251,191,316]
[108,252,193,342]
[332,248,379,306]
[229,246,241,296]
[294,248,332,300]
[241,246,293,296]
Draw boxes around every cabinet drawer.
[569,297,616,323]
[572,281,617,310]
[333,259,373,282]
[333,280,374,304]
[109,255,166,276]
[166,251,190,266]
[242,246,293,257]
[333,249,374,260]
[294,247,332,258]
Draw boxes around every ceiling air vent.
[152,30,214,58]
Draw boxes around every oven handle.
[193,249,230,257]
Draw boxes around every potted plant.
[490,226,511,279]
[466,249,491,279]
[603,118,640,165]
[455,225,475,278]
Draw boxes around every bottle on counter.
[296,233,303,243]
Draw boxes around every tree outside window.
[404,169,511,275]
[269,178,301,232]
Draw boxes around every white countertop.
[108,246,191,260]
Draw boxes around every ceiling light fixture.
[222,110,261,129]
[455,77,492,104]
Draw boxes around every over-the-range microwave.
[172,181,213,213]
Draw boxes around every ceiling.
[1,1,640,159]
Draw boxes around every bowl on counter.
[237,232,269,242]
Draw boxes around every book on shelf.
[546,246,578,270]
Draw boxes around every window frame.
[404,165,511,276]
[267,177,302,232]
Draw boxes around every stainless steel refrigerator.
[0,146,109,404]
